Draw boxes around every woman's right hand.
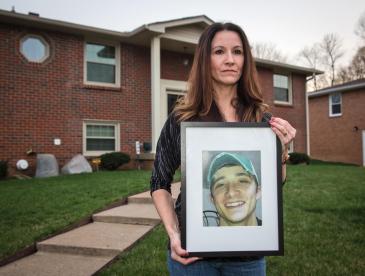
[170,231,201,265]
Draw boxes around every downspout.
[305,73,316,156]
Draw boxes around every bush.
[100,152,131,170]
[0,161,8,179]
[289,152,311,165]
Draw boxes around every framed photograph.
[181,122,283,257]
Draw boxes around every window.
[273,74,292,104]
[83,121,120,156]
[20,35,49,62]
[329,93,342,117]
[84,42,120,87]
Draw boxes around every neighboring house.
[0,9,320,174]
[308,79,365,166]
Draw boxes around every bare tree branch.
[298,44,321,90]
[251,42,288,63]
[319,33,344,86]
[355,11,365,41]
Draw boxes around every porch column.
[151,36,161,153]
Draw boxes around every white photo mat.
[181,122,283,257]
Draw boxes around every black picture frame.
[181,122,283,257]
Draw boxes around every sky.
[1,0,364,69]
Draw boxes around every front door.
[167,91,184,116]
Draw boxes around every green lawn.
[98,164,365,276]
[0,170,182,261]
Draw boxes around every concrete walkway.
[0,183,181,276]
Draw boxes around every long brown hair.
[174,22,268,122]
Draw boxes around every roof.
[308,78,365,98]
[0,9,212,46]
[0,9,320,76]
[255,58,323,76]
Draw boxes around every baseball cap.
[206,152,259,190]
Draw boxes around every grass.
[98,164,365,276]
[0,170,180,261]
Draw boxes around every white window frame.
[84,40,121,88]
[83,120,120,156]
[273,73,293,106]
[329,93,342,117]
[20,34,50,63]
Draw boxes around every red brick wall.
[258,68,308,154]
[0,23,309,175]
[161,50,193,81]
[309,89,365,165]
[0,24,153,173]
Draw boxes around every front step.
[128,182,181,204]
[37,222,153,257]
[93,203,161,226]
[0,251,112,276]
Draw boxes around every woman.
[150,22,296,275]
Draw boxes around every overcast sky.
[1,0,364,68]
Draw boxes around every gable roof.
[0,9,320,76]
[308,78,365,98]
[0,9,211,44]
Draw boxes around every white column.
[151,36,161,153]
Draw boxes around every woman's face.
[210,30,244,88]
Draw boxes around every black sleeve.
[150,113,181,195]
[262,112,272,123]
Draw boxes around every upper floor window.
[84,42,120,87]
[273,74,292,105]
[20,35,49,63]
[329,93,342,117]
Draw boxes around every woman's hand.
[269,116,296,161]
[170,231,201,265]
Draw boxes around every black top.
[150,102,272,260]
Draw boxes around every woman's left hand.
[269,116,296,156]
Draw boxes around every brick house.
[308,79,365,166]
[0,9,320,174]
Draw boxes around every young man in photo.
[205,152,262,226]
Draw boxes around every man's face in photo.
[211,165,261,225]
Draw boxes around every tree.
[299,44,322,90]
[355,11,365,41]
[319,33,344,86]
[347,46,365,79]
[251,42,288,63]
[336,66,351,83]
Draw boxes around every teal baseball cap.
[206,152,259,191]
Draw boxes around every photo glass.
[181,122,283,257]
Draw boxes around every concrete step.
[0,251,112,276]
[37,222,153,257]
[93,203,160,226]
[128,182,181,204]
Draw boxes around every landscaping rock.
[61,154,92,175]
[35,154,59,178]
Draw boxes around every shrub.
[100,152,131,170]
[0,161,8,179]
[289,152,311,165]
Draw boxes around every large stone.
[61,154,92,175]
[35,154,59,178]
